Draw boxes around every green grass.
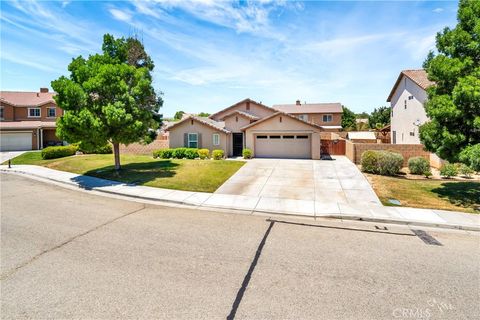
[366,173,480,214]
[6,152,245,193]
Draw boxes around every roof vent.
[296,99,301,106]
[40,88,49,93]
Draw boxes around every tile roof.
[165,115,230,133]
[0,121,56,129]
[240,111,324,131]
[0,90,56,107]
[219,110,260,121]
[272,102,343,114]
[209,98,277,120]
[387,69,435,102]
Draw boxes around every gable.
[242,112,322,132]
[209,99,276,121]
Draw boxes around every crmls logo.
[392,308,432,319]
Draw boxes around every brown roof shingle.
[387,69,435,102]
[272,102,342,114]
[0,90,56,107]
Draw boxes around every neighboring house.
[346,131,377,143]
[0,88,63,151]
[387,69,434,144]
[167,98,332,159]
[273,100,343,131]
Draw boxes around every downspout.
[36,128,40,150]
[40,128,43,149]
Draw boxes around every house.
[346,131,377,143]
[272,100,343,131]
[0,88,63,151]
[166,98,340,159]
[387,69,434,144]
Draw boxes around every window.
[410,131,415,136]
[322,114,332,122]
[298,114,308,121]
[246,103,250,111]
[256,135,267,139]
[283,135,294,139]
[404,100,407,109]
[392,131,396,144]
[269,135,281,139]
[188,133,198,148]
[0,107,4,119]
[28,107,41,118]
[213,133,220,146]
[296,135,308,139]
[47,107,56,117]
[408,95,414,100]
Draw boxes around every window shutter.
[198,133,202,148]
[184,133,188,147]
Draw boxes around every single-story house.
[0,88,64,151]
[166,98,342,159]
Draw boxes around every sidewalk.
[1,165,479,231]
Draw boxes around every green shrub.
[459,144,480,172]
[440,163,458,178]
[376,151,403,176]
[198,149,210,159]
[212,149,224,160]
[91,144,112,154]
[41,145,78,160]
[361,150,379,173]
[153,149,173,159]
[361,150,403,176]
[184,148,199,159]
[73,142,112,154]
[408,156,430,175]
[242,148,253,159]
[424,169,432,178]
[458,163,474,178]
[171,148,187,159]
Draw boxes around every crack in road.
[1,204,147,280]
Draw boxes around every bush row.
[41,145,78,159]
[153,148,225,160]
[361,150,403,176]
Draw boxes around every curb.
[2,168,479,232]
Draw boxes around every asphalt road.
[1,173,479,319]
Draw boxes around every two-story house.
[0,88,64,151]
[387,69,434,144]
[167,98,343,159]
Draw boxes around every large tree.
[368,106,391,129]
[52,34,162,170]
[420,0,480,162]
[341,105,356,131]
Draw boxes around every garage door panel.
[0,132,33,151]
[255,134,310,159]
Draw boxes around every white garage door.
[255,134,311,159]
[0,132,33,151]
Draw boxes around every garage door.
[255,134,311,159]
[0,132,33,151]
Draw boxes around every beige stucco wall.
[244,114,321,159]
[224,114,251,132]
[168,119,229,155]
[390,76,429,144]
[2,102,63,122]
[295,113,342,127]
[211,101,275,121]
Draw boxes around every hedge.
[408,157,430,175]
[41,145,78,160]
[153,148,199,159]
[198,149,210,159]
[440,163,458,178]
[153,149,173,159]
[212,149,224,160]
[361,150,403,176]
[242,148,253,159]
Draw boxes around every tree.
[341,106,356,131]
[197,112,211,117]
[420,0,480,162]
[174,111,185,120]
[356,111,370,119]
[368,106,391,129]
[52,34,162,170]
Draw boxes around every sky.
[0,0,459,117]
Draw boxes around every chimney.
[296,99,301,106]
[40,88,49,93]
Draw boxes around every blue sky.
[1,0,458,117]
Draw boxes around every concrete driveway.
[216,156,381,207]
[0,151,26,163]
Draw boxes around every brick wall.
[120,138,169,155]
[346,142,431,166]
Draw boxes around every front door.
[232,133,243,156]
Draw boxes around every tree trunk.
[113,142,121,171]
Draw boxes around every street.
[1,173,479,319]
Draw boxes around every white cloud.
[433,8,444,13]
[109,8,133,22]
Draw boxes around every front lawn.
[6,152,245,193]
[365,173,480,214]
